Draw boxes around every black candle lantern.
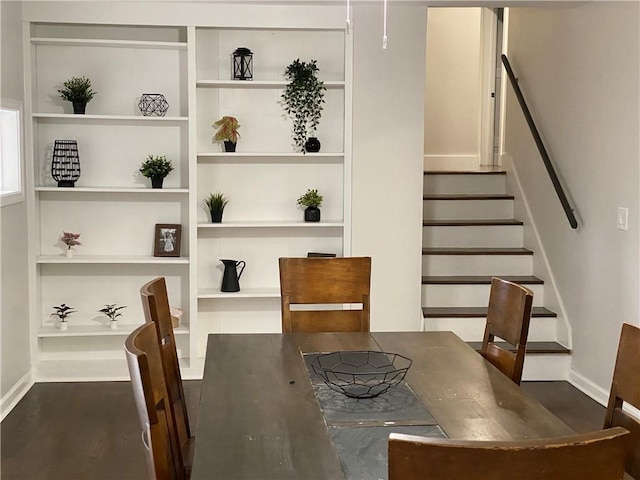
[51,140,80,187]
[232,47,253,81]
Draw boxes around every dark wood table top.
[191,331,575,480]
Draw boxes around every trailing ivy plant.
[281,59,326,153]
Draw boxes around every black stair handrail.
[501,54,578,229]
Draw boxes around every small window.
[0,101,24,207]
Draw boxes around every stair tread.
[467,341,571,355]
[424,169,506,175]
[423,219,523,226]
[423,193,514,200]
[422,306,557,318]
[423,247,533,255]
[422,275,544,285]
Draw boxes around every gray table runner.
[304,353,446,480]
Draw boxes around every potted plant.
[51,304,75,330]
[99,304,126,329]
[212,116,241,152]
[139,155,174,189]
[60,231,82,258]
[282,59,326,153]
[204,192,229,223]
[297,188,323,222]
[57,76,97,114]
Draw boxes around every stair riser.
[421,284,545,307]
[422,255,533,276]
[424,316,557,342]
[423,200,513,220]
[522,355,571,381]
[424,174,506,195]
[423,225,523,248]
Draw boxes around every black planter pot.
[57,180,76,188]
[210,210,223,223]
[72,102,87,114]
[224,141,237,152]
[304,137,321,153]
[151,176,164,189]
[304,206,321,222]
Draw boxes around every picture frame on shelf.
[153,223,182,257]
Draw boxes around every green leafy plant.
[204,192,229,222]
[297,188,323,208]
[212,116,241,144]
[57,76,97,103]
[99,304,126,321]
[139,155,174,179]
[281,59,326,153]
[50,304,75,322]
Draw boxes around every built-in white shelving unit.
[25,15,350,381]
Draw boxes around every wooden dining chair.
[604,323,640,479]
[480,277,534,385]
[279,256,371,333]
[388,427,632,480]
[140,277,194,476]
[125,323,185,480]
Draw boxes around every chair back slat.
[279,257,371,333]
[141,278,191,455]
[125,323,184,480]
[388,427,632,480]
[481,277,534,385]
[604,323,640,478]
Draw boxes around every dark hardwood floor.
[1,380,604,480]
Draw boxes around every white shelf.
[31,37,188,50]
[36,187,189,194]
[196,80,345,89]
[33,113,188,122]
[198,220,343,229]
[198,287,280,299]
[197,152,343,163]
[38,324,189,338]
[36,255,190,265]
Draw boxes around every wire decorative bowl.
[311,351,412,399]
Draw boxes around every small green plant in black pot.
[204,192,229,223]
[57,76,97,114]
[297,188,323,222]
[139,155,174,189]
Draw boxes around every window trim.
[0,99,25,207]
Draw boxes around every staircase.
[421,167,571,380]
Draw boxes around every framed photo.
[154,224,181,257]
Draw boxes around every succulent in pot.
[60,231,82,257]
[204,192,229,223]
[99,304,126,329]
[212,116,241,152]
[57,76,97,114]
[51,304,76,330]
[139,155,174,189]
[297,188,323,222]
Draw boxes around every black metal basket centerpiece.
[311,351,412,399]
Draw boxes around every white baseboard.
[424,155,479,170]
[568,369,610,407]
[1,371,34,421]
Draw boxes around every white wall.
[503,2,640,395]
[1,0,32,411]
[352,5,426,331]
[424,7,481,166]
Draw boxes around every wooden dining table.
[191,331,576,479]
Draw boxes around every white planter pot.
[59,321,68,331]
[110,320,118,330]
[65,249,73,258]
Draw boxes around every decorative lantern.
[51,140,80,187]
[232,47,253,81]
[138,93,169,117]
